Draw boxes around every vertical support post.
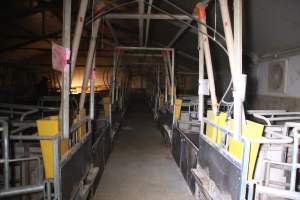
[90,54,96,120]
[290,129,299,191]
[195,24,205,199]
[157,64,160,113]
[111,49,117,104]
[231,1,247,198]
[79,4,102,110]
[109,104,112,126]
[144,0,153,46]
[164,51,172,105]
[165,61,168,103]
[240,139,250,200]
[116,51,122,102]
[247,181,255,200]
[138,0,144,47]
[197,22,205,133]
[70,0,89,78]
[171,50,175,106]
[61,0,71,139]
[196,3,218,113]
[46,181,52,200]
[218,0,235,82]
[233,0,243,138]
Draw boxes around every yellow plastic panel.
[206,110,227,144]
[103,96,110,118]
[36,116,69,179]
[175,99,183,120]
[228,120,264,180]
[205,111,264,180]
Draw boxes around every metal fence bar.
[53,137,61,199]
[0,120,9,189]
[0,184,44,198]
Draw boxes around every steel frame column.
[111,49,121,104]
[144,0,153,46]
[116,52,123,103]
[233,0,247,199]
[197,23,205,132]
[138,0,145,47]
[61,0,71,139]
[219,0,246,137]
[233,0,243,138]
[218,0,235,83]
[165,61,168,103]
[70,0,89,78]
[111,50,116,103]
[196,3,218,113]
[194,19,205,200]
[171,50,175,105]
[233,0,243,139]
[79,5,102,110]
[163,52,171,103]
[156,64,160,114]
[53,136,61,200]
[90,54,95,120]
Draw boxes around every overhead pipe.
[195,3,218,113]
[70,0,89,79]
[79,2,104,110]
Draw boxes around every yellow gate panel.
[175,99,183,120]
[206,110,227,144]
[36,116,69,179]
[228,120,264,180]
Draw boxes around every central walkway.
[93,100,194,200]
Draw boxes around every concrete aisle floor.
[93,102,195,200]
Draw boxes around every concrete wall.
[248,53,300,111]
